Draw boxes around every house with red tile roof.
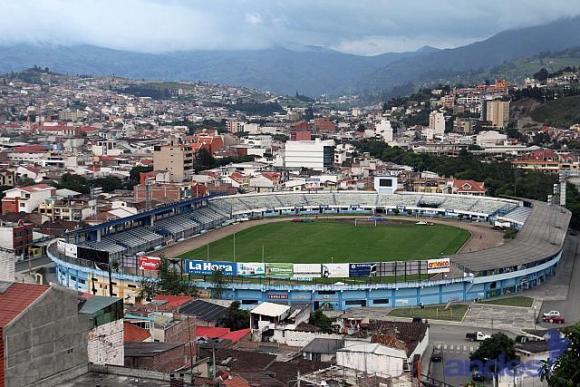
[0,282,89,387]
[447,179,486,196]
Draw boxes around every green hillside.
[531,95,580,128]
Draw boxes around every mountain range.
[1,17,580,97]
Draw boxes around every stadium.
[47,180,571,310]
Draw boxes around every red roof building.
[313,118,337,133]
[0,283,49,327]
[196,327,250,343]
[152,295,193,311]
[222,375,251,387]
[1,283,89,386]
[124,322,152,343]
[448,179,486,196]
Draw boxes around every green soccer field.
[179,220,470,263]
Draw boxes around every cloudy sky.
[1,0,580,55]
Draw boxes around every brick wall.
[0,328,4,387]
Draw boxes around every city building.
[0,220,33,261]
[0,169,15,187]
[375,118,394,143]
[226,120,245,134]
[0,282,89,387]
[153,140,194,183]
[284,139,335,171]
[447,179,486,196]
[429,111,446,135]
[79,296,124,366]
[1,184,56,214]
[39,197,97,222]
[483,99,510,128]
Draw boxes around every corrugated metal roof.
[79,295,120,315]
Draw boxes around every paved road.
[15,256,53,273]
[537,234,580,327]
[427,325,515,386]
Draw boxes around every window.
[373,299,389,305]
[379,179,393,187]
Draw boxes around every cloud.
[0,0,579,54]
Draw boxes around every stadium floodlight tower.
[374,175,398,195]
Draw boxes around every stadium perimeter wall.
[48,245,561,309]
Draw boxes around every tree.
[209,268,226,298]
[140,258,198,297]
[470,333,517,374]
[89,176,124,193]
[219,301,250,330]
[138,278,158,301]
[309,309,333,333]
[534,68,550,83]
[16,177,36,187]
[59,173,90,194]
[541,323,580,386]
[194,148,216,171]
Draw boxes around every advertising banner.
[427,258,451,274]
[64,243,78,259]
[349,263,377,277]
[292,263,321,279]
[237,262,266,276]
[185,260,237,276]
[138,256,161,271]
[265,263,293,278]
[321,263,349,278]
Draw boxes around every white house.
[1,184,55,213]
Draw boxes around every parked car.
[431,348,442,362]
[543,315,566,324]
[542,310,561,318]
[466,331,491,342]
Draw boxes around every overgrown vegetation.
[219,301,250,330]
[356,140,557,199]
[530,94,580,128]
[138,258,197,300]
[309,309,333,333]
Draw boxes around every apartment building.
[483,99,510,128]
[153,140,194,183]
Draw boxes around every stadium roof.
[451,200,571,272]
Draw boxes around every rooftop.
[79,295,121,315]
[179,299,226,321]
[0,282,49,327]
[250,302,290,318]
[124,342,183,357]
